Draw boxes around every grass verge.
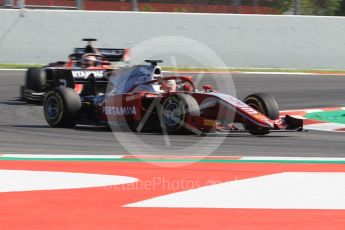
[2,63,345,74]
[0,63,44,69]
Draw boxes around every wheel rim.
[163,101,182,127]
[247,103,260,112]
[46,97,60,120]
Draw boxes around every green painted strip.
[305,110,345,124]
[1,157,345,164]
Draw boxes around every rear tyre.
[43,87,81,128]
[19,86,25,101]
[25,67,47,92]
[160,94,200,133]
[243,93,279,135]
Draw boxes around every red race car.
[43,60,303,135]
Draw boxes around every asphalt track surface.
[0,70,344,157]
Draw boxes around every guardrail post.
[253,0,259,13]
[233,0,241,14]
[294,0,301,15]
[76,0,84,10]
[16,0,24,8]
[131,0,138,11]
[4,0,14,7]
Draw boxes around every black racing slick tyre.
[25,67,47,92]
[160,94,200,133]
[43,87,81,128]
[243,93,279,135]
[19,85,25,101]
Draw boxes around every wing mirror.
[202,84,213,92]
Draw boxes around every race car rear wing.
[45,68,114,96]
[46,68,113,86]
[73,48,126,62]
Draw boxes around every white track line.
[304,123,345,132]
[241,156,345,161]
[0,170,138,192]
[3,69,345,76]
[1,154,345,162]
[0,69,27,71]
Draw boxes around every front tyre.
[243,93,279,135]
[160,94,200,133]
[43,87,81,128]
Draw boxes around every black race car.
[20,38,128,103]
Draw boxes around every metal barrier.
[2,0,281,13]
[1,9,345,68]
[0,0,343,16]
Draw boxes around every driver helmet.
[81,53,100,68]
[164,79,177,92]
